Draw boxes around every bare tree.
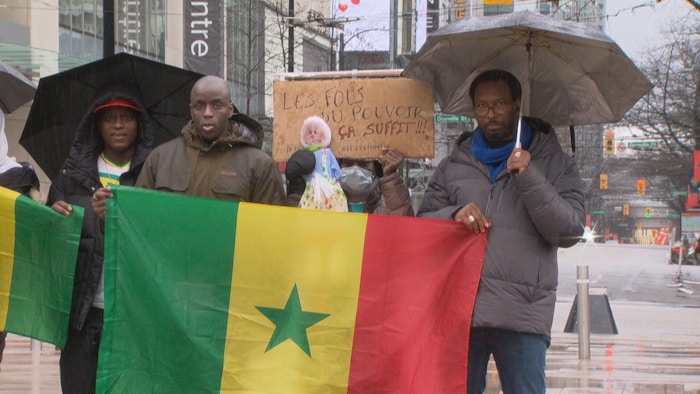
[228,0,270,117]
[617,12,699,213]
[228,0,327,116]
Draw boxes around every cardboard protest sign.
[272,76,434,162]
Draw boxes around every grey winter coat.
[417,117,585,337]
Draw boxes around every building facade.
[0,0,335,187]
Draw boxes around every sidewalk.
[5,235,699,394]
[540,299,700,393]
[1,299,700,393]
[0,334,60,394]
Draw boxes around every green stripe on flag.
[1,188,83,346]
[99,186,236,392]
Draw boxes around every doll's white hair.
[300,115,332,148]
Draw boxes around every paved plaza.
[1,244,700,393]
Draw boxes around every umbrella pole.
[511,112,523,176]
[569,125,576,157]
[515,110,522,148]
[526,36,533,118]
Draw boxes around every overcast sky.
[332,0,697,59]
[605,0,696,60]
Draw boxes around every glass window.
[58,0,164,61]
[115,0,165,59]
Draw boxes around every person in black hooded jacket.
[48,83,155,394]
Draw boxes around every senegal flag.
[98,186,486,393]
[0,186,82,346]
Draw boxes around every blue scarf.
[471,119,533,183]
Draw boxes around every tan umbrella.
[401,10,652,127]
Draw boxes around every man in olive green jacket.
[136,76,285,205]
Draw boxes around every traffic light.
[599,174,608,190]
[645,207,652,218]
[637,179,646,195]
[604,130,615,154]
[623,204,629,216]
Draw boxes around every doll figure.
[298,115,348,212]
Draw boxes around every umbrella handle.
[510,115,523,176]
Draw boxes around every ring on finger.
[92,194,98,202]
[514,151,521,158]
[468,214,475,223]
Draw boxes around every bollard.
[677,236,684,280]
[576,265,590,360]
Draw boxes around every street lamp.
[104,0,115,57]
[693,64,700,149]
[288,0,294,72]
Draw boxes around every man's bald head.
[191,76,231,103]
[189,75,235,142]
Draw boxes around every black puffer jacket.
[47,84,155,330]
[0,162,40,196]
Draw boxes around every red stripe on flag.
[348,214,486,393]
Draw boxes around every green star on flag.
[256,284,330,356]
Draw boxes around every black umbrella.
[0,60,36,114]
[20,52,203,179]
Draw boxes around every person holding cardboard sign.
[286,145,413,216]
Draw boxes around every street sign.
[673,191,687,196]
[590,210,607,215]
[628,141,659,149]
[435,114,470,123]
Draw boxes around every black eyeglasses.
[474,100,513,116]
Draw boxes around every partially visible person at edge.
[48,83,155,394]
[417,69,585,394]
[285,145,414,216]
[0,111,44,370]
[135,75,286,206]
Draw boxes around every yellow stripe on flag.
[0,187,19,329]
[221,204,368,392]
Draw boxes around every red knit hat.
[94,98,139,113]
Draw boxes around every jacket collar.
[182,115,265,151]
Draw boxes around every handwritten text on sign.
[272,77,435,162]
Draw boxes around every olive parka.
[136,113,286,205]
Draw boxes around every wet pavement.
[0,335,60,394]
[1,244,699,393]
